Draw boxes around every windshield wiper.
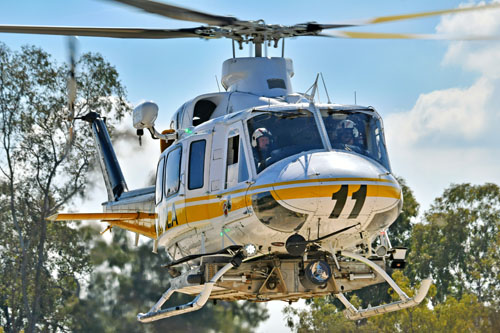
[276,112,306,119]
[252,110,306,119]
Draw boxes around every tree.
[0,43,129,332]
[73,228,269,332]
[388,177,420,248]
[407,183,500,305]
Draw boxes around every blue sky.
[2,1,500,331]
[1,0,497,208]
[0,0,477,114]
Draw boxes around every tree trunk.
[26,217,47,333]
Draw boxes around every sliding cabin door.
[210,121,252,225]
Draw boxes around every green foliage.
[0,43,268,332]
[407,183,500,304]
[284,296,371,333]
[389,177,420,248]
[73,229,269,332]
[0,43,129,332]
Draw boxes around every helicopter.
[2,0,499,324]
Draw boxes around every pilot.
[335,119,361,151]
[251,128,273,171]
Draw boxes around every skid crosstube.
[337,251,432,320]
[137,261,235,323]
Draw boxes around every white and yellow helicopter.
[2,0,499,323]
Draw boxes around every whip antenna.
[320,73,332,104]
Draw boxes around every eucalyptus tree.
[0,43,129,332]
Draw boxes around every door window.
[225,135,239,188]
[238,138,249,183]
[165,147,182,197]
[188,140,206,190]
[155,156,165,205]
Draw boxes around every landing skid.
[137,250,431,323]
[137,261,235,323]
[337,251,432,320]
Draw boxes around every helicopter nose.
[249,151,401,233]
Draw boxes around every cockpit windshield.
[247,110,323,172]
[321,110,391,171]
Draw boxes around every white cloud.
[386,77,493,147]
[436,1,500,36]
[437,1,500,78]
[385,1,500,210]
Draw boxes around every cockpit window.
[321,110,391,171]
[247,110,324,173]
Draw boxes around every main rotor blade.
[322,2,500,29]
[322,30,500,40]
[110,0,240,26]
[0,25,203,39]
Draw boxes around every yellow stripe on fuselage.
[159,180,401,234]
[175,177,396,206]
[271,183,400,201]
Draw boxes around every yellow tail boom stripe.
[47,212,157,221]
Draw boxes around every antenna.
[306,74,320,103]
[354,91,357,105]
[215,75,221,92]
[320,73,332,104]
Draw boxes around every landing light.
[390,247,408,269]
[391,247,407,260]
[243,243,257,257]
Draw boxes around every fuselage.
[154,102,402,261]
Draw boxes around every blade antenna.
[320,73,332,104]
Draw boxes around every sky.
[2,0,500,331]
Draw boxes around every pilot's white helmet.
[252,128,273,148]
[337,119,359,138]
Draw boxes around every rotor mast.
[255,42,262,57]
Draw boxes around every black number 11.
[329,185,367,219]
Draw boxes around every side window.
[188,140,206,190]
[225,135,239,189]
[238,139,249,183]
[165,147,182,197]
[155,156,165,205]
